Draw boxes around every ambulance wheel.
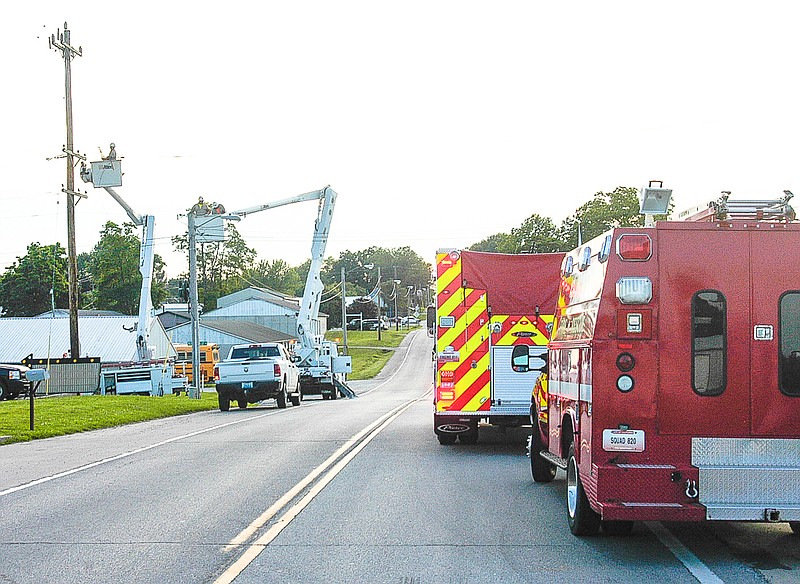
[602,520,634,536]
[437,433,457,445]
[238,399,247,410]
[530,429,556,483]
[458,428,479,444]
[790,522,800,535]
[567,443,600,536]
[218,395,230,412]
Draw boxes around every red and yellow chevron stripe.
[435,251,490,413]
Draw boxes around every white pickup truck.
[214,342,301,411]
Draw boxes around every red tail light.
[274,363,281,376]
[617,234,652,260]
[213,366,219,381]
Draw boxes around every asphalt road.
[0,330,798,583]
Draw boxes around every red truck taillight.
[213,366,219,381]
[274,363,281,376]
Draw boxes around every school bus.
[173,343,220,385]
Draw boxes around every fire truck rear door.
[750,229,800,436]
[657,229,751,436]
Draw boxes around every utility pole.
[50,23,83,358]
[393,266,399,331]
[341,266,348,355]
[187,210,202,399]
[376,266,382,342]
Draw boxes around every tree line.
[0,186,663,326]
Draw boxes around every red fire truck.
[529,188,800,536]
[433,249,562,444]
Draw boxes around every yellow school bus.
[173,343,220,385]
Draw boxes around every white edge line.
[0,409,283,498]
[645,521,725,584]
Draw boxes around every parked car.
[347,319,363,330]
[361,318,388,331]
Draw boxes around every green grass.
[325,328,410,379]
[0,393,219,445]
[0,329,414,446]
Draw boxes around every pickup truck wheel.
[238,399,247,409]
[218,394,230,411]
[276,383,288,409]
[0,380,8,400]
[290,383,301,407]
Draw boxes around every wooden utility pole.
[50,23,83,358]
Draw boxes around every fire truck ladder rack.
[681,190,796,222]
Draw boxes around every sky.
[3,1,800,279]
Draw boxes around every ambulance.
[529,185,800,536]
[433,249,563,444]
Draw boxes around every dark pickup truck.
[0,363,32,400]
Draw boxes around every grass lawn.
[0,328,416,446]
[325,328,412,380]
[0,393,219,445]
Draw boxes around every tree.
[510,214,565,253]
[562,186,644,246]
[85,222,169,314]
[239,259,303,296]
[469,232,517,253]
[468,185,674,254]
[0,243,69,316]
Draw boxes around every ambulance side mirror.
[512,345,548,373]
[426,305,436,337]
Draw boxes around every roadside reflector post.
[25,369,51,431]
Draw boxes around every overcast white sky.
[3,2,799,278]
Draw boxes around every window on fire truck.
[779,292,800,397]
[691,290,727,396]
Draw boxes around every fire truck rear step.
[693,437,800,521]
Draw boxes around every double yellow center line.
[214,395,423,583]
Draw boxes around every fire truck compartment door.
[657,229,751,436]
[750,230,800,436]
[491,345,546,409]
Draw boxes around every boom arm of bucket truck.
[230,186,337,365]
[80,163,156,362]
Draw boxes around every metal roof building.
[166,318,296,359]
[202,286,328,337]
[0,316,175,363]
